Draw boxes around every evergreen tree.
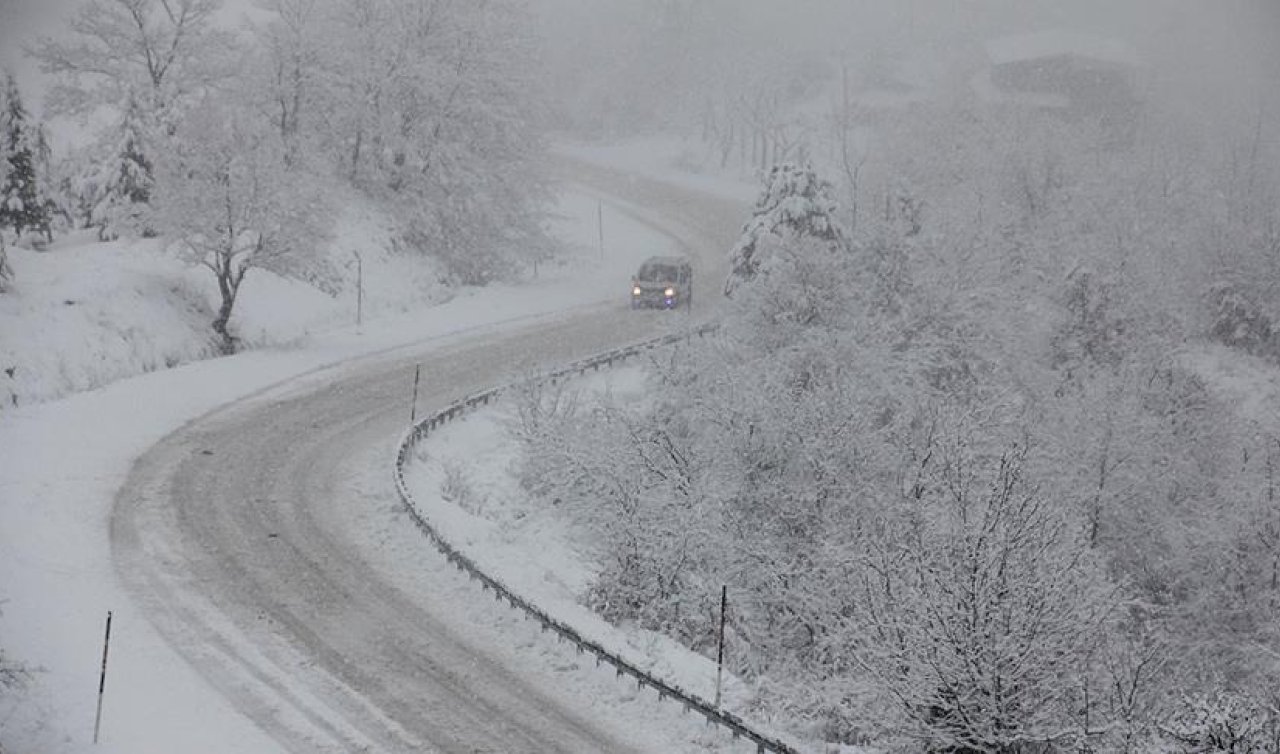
[0,74,50,241]
[32,122,66,232]
[724,162,846,296]
[91,92,155,239]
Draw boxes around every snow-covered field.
[0,155,758,753]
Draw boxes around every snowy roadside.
[401,363,762,710]
[0,185,685,753]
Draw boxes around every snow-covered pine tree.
[31,122,66,232]
[724,162,846,296]
[0,74,51,242]
[91,91,155,240]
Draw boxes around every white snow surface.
[0,173,766,753]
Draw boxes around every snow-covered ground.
[0,159,757,753]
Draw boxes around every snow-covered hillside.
[0,195,453,408]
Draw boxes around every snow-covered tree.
[30,0,235,125]
[250,0,324,168]
[314,0,552,284]
[847,442,1114,751]
[725,162,846,296]
[153,100,326,353]
[51,143,108,232]
[89,91,155,240]
[0,74,50,242]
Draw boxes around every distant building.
[971,31,1143,119]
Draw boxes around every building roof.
[969,69,1071,108]
[984,31,1143,68]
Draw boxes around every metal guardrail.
[392,324,805,754]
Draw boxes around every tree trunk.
[211,263,242,355]
[211,295,236,355]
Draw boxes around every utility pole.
[714,585,727,708]
[597,201,605,260]
[353,251,363,331]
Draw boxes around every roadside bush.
[1209,282,1275,358]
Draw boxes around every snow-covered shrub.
[0,604,30,746]
[846,442,1114,753]
[1164,689,1280,753]
[1051,265,1129,379]
[440,460,482,516]
[1209,281,1275,358]
[508,376,583,501]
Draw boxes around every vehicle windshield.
[636,263,680,282]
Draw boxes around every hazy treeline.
[517,4,1280,748]
[514,83,1280,751]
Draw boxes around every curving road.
[111,164,744,752]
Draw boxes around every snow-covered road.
[95,162,745,752]
[111,311,669,752]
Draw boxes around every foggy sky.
[2,0,1276,154]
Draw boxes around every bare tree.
[153,101,323,352]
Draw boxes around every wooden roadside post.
[354,251,363,331]
[714,585,726,709]
[410,364,422,424]
[93,610,112,744]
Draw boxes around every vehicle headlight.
[664,287,675,297]
[632,286,642,296]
